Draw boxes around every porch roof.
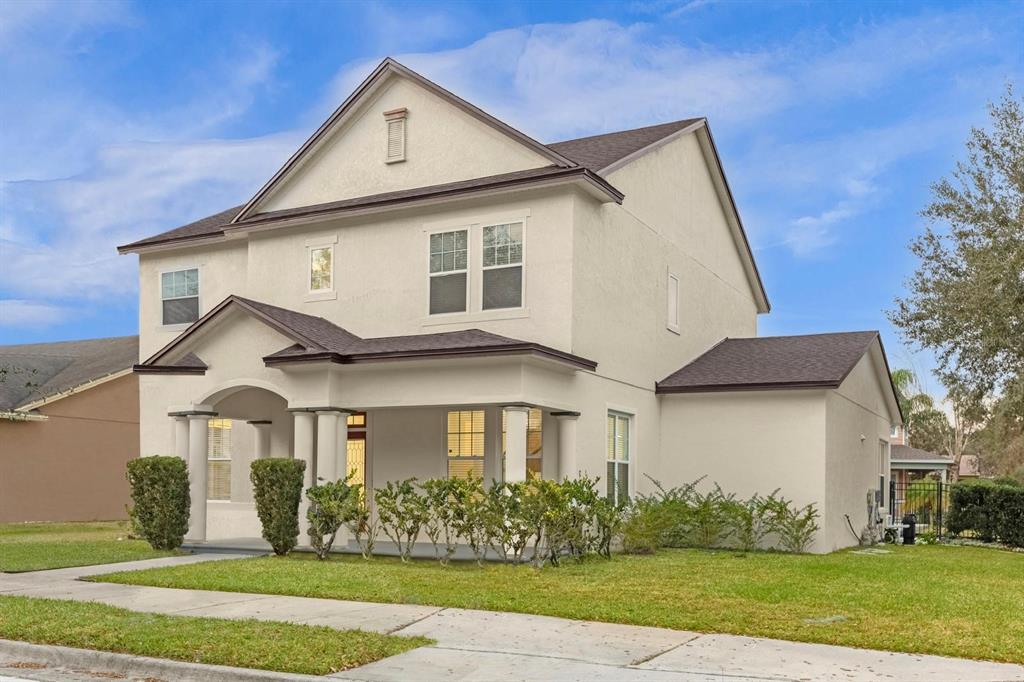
[137,295,598,372]
[891,443,953,466]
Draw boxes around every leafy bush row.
[620,476,820,554]
[947,481,1024,547]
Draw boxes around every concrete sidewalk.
[2,554,1022,682]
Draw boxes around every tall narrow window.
[207,418,232,501]
[878,440,888,507]
[667,273,680,332]
[482,222,523,310]
[161,268,199,325]
[309,245,333,292]
[447,410,485,479]
[502,407,543,478]
[607,412,631,506]
[429,229,468,314]
[384,108,407,163]
[346,412,367,492]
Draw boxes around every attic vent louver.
[384,108,407,163]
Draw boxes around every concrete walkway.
[2,554,1022,682]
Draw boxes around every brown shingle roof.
[656,331,880,394]
[548,119,704,172]
[140,295,596,371]
[0,336,138,410]
[891,444,952,463]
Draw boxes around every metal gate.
[889,480,950,538]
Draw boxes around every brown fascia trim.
[119,168,623,254]
[655,380,842,395]
[233,167,622,231]
[233,57,576,223]
[263,344,598,371]
[133,364,207,375]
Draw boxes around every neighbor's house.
[0,337,139,523]
[888,423,954,485]
[119,58,902,553]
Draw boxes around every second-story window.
[429,229,468,314]
[310,245,333,292]
[482,222,524,310]
[161,268,199,325]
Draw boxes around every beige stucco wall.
[0,374,138,523]
[258,75,551,213]
[571,132,760,390]
[659,390,830,552]
[824,349,895,551]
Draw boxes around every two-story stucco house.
[120,58,902,553]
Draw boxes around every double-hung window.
[429,230,468,314]
[447,409,485,479]
[482,222,523,310]
[607,411,631,506]
[207,418,232,501]
[161,268,199,325]
[310,245,333,292]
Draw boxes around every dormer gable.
[238,58,572,219]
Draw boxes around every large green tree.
[889,86,1024,402]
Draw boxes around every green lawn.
[0,595,429,675]
[0,521,177,572]
[96,545,1024,664]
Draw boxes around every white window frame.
[427,227,470,316]
[606,409,633,506]
[207,418,232,502]
[666,271,680,334]
[480,221,526,312]
[159,266,201,329]
[445,409,486,480]
[305,235,338,301]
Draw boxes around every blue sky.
[1,0,1022,394]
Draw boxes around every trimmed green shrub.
[126,456,190,550]
[990,486,1024,547]
[724,490,781,553]
[768,498,820,553]
[621,497,668,554]
[251,458,305,556]
[420,477,463,565]
[374,478,428,562]
[306,475,361,560]
[948,480,998,542]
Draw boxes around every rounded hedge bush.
[126,456,190,550]
[251,458,305,555]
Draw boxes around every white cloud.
[0,300,69,328]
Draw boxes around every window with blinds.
[482,222,524,310]
[502,407,543,478]
[161,268,199,325]
[447,410,485,479]
[346,412,367,491]
[207,418,232,501]
[607,412,630,506]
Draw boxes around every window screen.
[161,269,199,325]
[482,222,523,310]
[607,412,630,506]
[429,230,468,314]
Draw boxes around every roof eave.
[656,380,840,395]
[263,344,598,371]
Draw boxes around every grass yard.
[0,595,429,675]
[96,545,1024,664]
[0,522,177,572]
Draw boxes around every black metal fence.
[889,480,950,538]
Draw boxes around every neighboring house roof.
[959,454,982,477]
[890,444,954,465]
[656,331,882,394]
[0,336,138,411]
[139,295,597,372]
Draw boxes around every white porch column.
[554,411,580,481]
[292,410,316,545]
[173,416,190,462]
[316,411,341,483]
[503,405,530,483]
[248,420,272,460]
[186,412,214,543]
